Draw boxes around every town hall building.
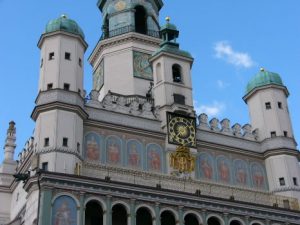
[0,1,300,225]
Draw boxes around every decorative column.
[244,216,250,225]
[178,206,184,225]
[201,210,207,225]
[130,199,136,225]
[79,193,85,225]
[223,213,229,225]
[155,202,161,225]
[38,188,53,225]
[106,195,112,225]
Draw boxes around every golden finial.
[61,14,68,19]
[260,67,265,72]
[165,16,170,23]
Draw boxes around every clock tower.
[89,0,163,101]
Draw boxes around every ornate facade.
[0,1,300,225]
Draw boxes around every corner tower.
[32,15,88,174]
[244,68,300,201]
[89,0,163,100]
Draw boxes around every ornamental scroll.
[170,146,195,173]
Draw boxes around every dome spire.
[3,121,16,162]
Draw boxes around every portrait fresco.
[106,136,122,165]
[251,162,267,189]
[216,156,231,183]
[126,139,142,169]
[133,51,153,80]
[146,143,163,172]
[84,132,102,161]
[198,153,214,180]
[233,159,249,186]
[52,195,77,225]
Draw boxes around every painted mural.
[84,132,102,161]
[52,195,77,225]
[251,162,267,189]
[106,136,122,165]
[133,51,153,80]
[126,140,142,169]
[146,143,163,172]
[233,159,249,186]
[198,153,214,180]
[217,156,231,183]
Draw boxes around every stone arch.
[183,211,203,224]
[160,208,178,225]
[250,221,265,225]
[206,214,225,225]
[228,217,246,225]
[84,197,107,211]
[51,192,80,206]
[136,206,154,225]
[134,5,148,34]
[172,64,182,83]
[85,200,104,225]
[112,202,129,225]
[135,204,156,217]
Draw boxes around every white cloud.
[194,101,226,117]
[217,79,230,89]
[214,41,255,68]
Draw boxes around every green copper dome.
[246,68,284,94]
[45,15,85,39]
[160,22,178,31]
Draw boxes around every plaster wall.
[0,192,11,223]
[10,182,27,221]
[24,190,39,225]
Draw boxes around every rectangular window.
[63,138,68,147]
[65,52,71,60]
[64,83,70,91]
[79,58,82,67]
[49,52,55,60]
[293,177,298,186]
[44,138,49,147]
[283,200,290,209]
[271,131,277,138]
[279,177,285,186]
[284,131,288,137]
[278,102,282,109]
[40,58,43,68]
[47,83,53,90]
[42,162,48,171]
[265,102,271,109]
[174,94,185,105]
[77,143,80,152]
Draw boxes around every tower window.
[279,177,285,186]
[77,143,80,152]
[271,131,277,138]
[44,138,49,147]
[278,102,282,109]
[134,6,147,35]
[79,58,82,67]
[64,83,70,91]
[47,83,53,90]
[65,52,71,60]
[63,138,68,147]
[174,94,185,105]
[172,64,182,83]
[284,131,288,137]
[49,52,55,60]
[265,102,271,109]
[40,58,43,68]
[293,177,298,186]
[42,162,48,171]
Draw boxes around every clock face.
[167,113,196,148]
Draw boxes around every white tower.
[89,0,163,101]
[150,19,194,126]
[243,68,300,202]
[32,15,88,174]
[0,121,17,174]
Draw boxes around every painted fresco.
[84,132,101,162]
[198,153,215,180]
[52,195,77,225]
[126,139,143,169]
[93,60,104,91]
[146,143,162,172]
[233,159,249,186]
[106,136,122,165]
[251,162,267,189]
[133,51,153,80]
[216,156,231,183]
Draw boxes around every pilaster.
[38,188,53,225]
[106,195,112,225]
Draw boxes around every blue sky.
[0,0,299,162]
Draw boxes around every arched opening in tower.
[161,210,176,225]
[136,207,152,225]
[135,5,147,34]
[230,221,242,225]
[85,201,103,225]
[207,217,221,225]
[172,64,182,83]
[112,204,127,225]
[184,213,200,225]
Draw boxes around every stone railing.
[83,163,299,211]
[198,113,259,141]
[86,91,158,120]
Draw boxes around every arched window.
[184,213,200,225]
[136,207,152,225]
[85,201,103,225]
[135,6,147,34]
[172,64,182,83]
[161,211,176,225]
[156,63,162,83]
[230,221,242,225]
[207,217,221,225]
[112,204,127,225]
